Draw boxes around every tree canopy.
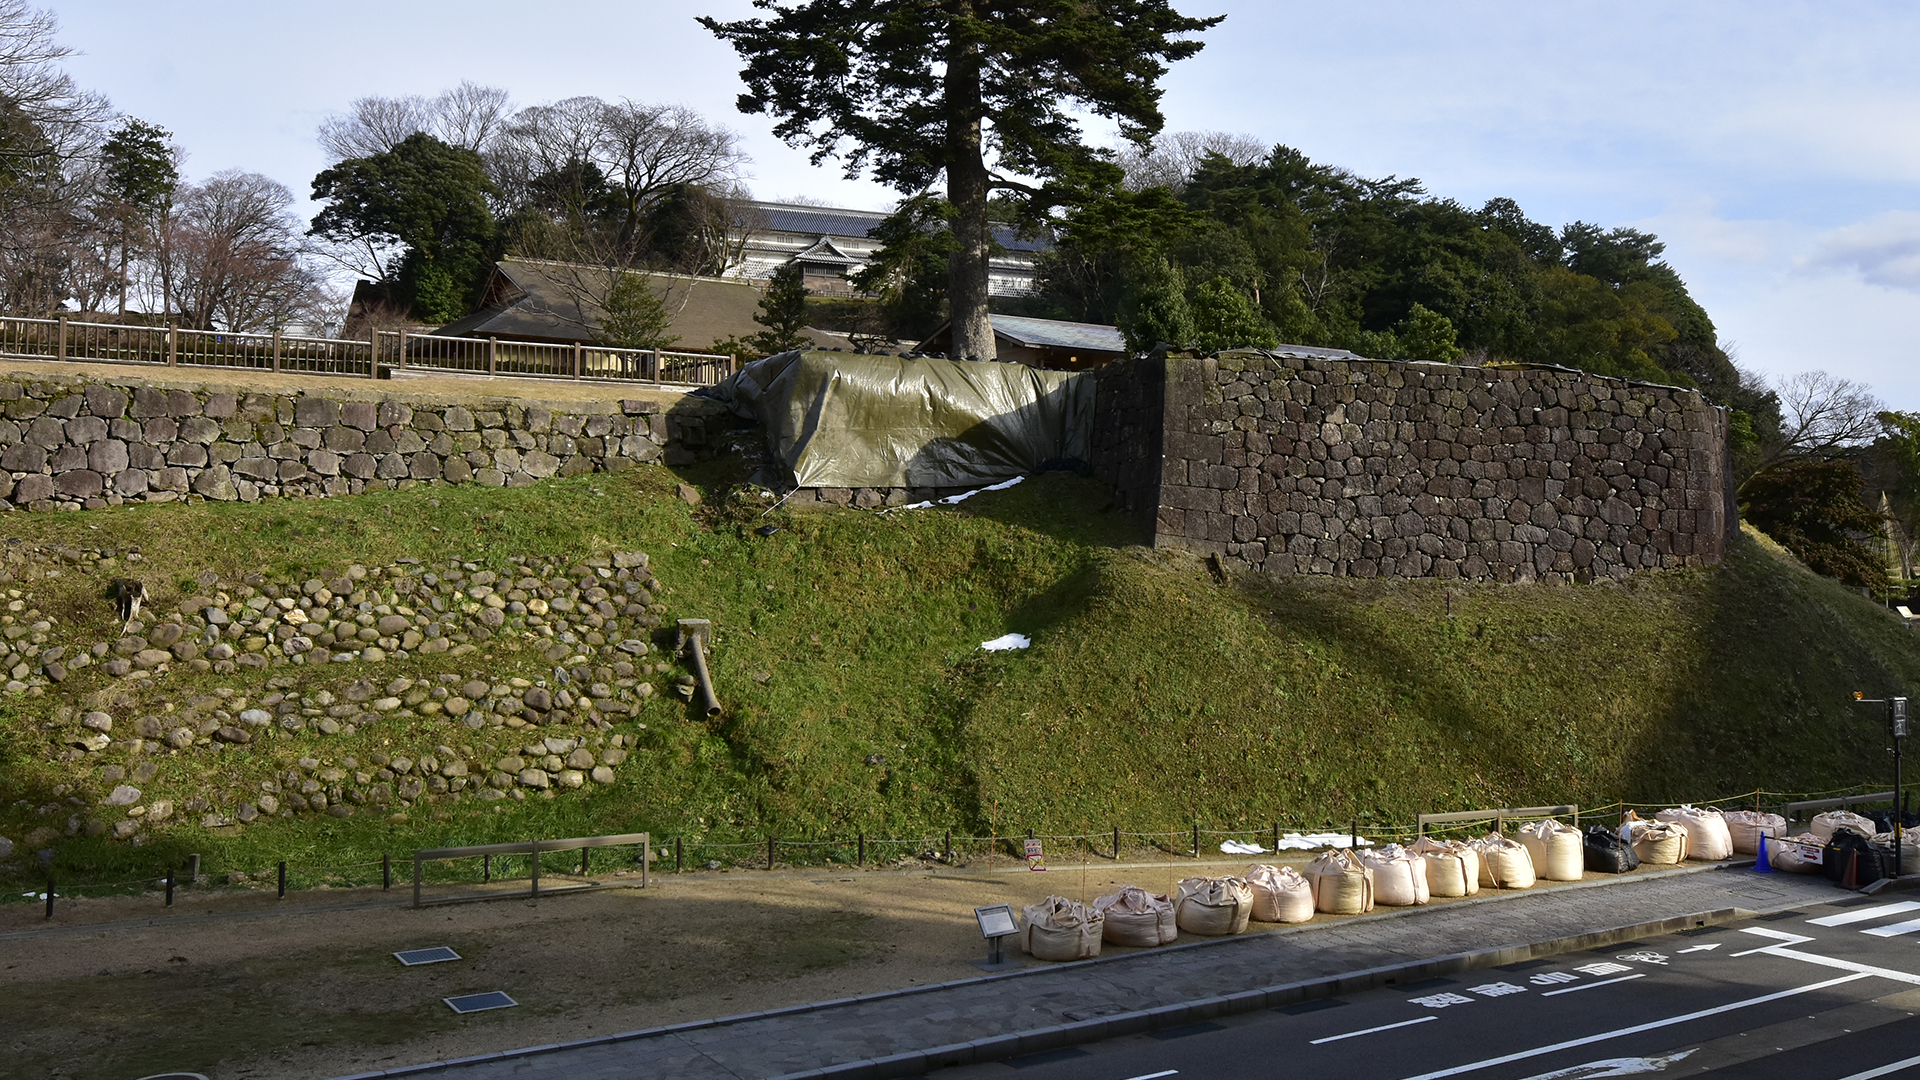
[702,0,1221,362]
[308,132,499,323]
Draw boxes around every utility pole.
[1852,692,1908,878]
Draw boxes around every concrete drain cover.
[446,991,517,1014]
[395,946,462,966]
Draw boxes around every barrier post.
[44,878,53,919]
[1114,826,1121,860]
[857,831,865,866]
[1191,823,1198,857]
[675,837,682,873]
[581,847,590,876]
[767,835,776,870]
[946,829,953,862]
[641,835,649,888]
[530,839,540,897]
[382,852,391,891]
[413,852,423,908]
[277,861,286,898]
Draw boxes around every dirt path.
[0,357,692,404]
[0,854,1696,1080]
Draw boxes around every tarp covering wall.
[711,351,1093,489]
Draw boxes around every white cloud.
[1800,211,1920,292]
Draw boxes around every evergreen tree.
[95,118,178,315]
[702,0,1220,363]
[1741,458,1887,589]
[1395,303,1462,362]
[1189,275,1276,352]
[598,271,678,350]
[1116,257,1192,354]
[750,263,811,355]
[309,132,498,322]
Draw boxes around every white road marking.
[1862,917,1920,939]
[1119,1072,1179,1080]
[1540,973,1646,996]
[1510,1049,1696,1079]
[1732,928,1814,956]
[1836,1052,1920,1079]
[1677,944,1720,953]
[1392,973,1869,1080]
[1308,1015,1437,1044]
[1807,902,1920,927]
[1734,928,1920,985]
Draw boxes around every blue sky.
[53,1,1920,405]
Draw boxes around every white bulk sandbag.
[1093,886,1177,947]
[1411,836,1479,897]
[1472,834,1536,889]
[1811,810,1876,842]
[1175,876,1254,936]
[1021,895,1103,961]
[1515,819,1584,881]
[1633,821,1689,865]
[1360,844,1430,906]
[1656,806,1734,861]
[1872,830,1920,867]
[1245,864,1316,923]
[1304,849,1375,914]
[1769,832,1825,873]
[1724,811,1787,855]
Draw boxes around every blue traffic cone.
[1755,832,1773,873]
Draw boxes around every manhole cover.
[446,991,517,1014]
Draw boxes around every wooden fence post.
[271,330,282,372]
[650,347,660,384]
[397,330,407,372]
[488,336,497,376]
[55,315,66,361]
[573,341,582,379]
[167,322,177,367]
[368,328,379,378]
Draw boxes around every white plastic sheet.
[980,633,1031,652]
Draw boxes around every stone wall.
[0,370,730,511]
[1091,351,1733,584]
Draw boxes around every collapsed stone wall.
[0,370,729,511]
[1092,352,1733,584]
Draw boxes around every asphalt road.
[935,895,1920,1080]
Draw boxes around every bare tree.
[1756,370,1885,472]
[147,170,332,332]
[1115,130,1266,192]
[0,0,110,314]
[494,97,748,265]
[316,81,513,161]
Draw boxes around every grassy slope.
[1,462,1914,888]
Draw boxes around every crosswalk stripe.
[1807,902,1920,927]
[1863,917,1920,939]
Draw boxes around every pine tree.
[750,263,811,355]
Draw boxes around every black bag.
[1584,824,1639,874]
[1823,832,1896,884]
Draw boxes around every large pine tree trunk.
[944,16,996,362]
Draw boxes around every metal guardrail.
[1785,791,1895,822]
[412,831,650,908]
[1417,804,1579,836]
[0,315,736,387]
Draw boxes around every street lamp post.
[1852,692,1908,879]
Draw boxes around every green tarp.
[712,351,1093,489]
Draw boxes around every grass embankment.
[0,461,1914,892]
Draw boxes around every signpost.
[1024,837,1046,872]
[1852,692,1908,878]
[972,904,1021,971]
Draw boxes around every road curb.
[327,863,1785,1080]
[764,906,1753,1080]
